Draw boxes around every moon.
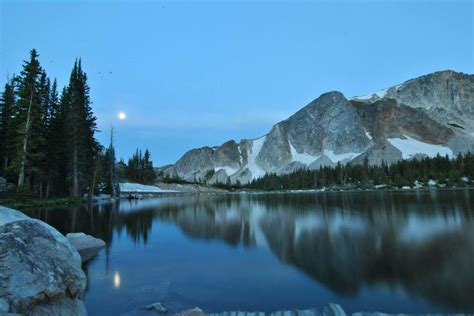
[118,112,126,120]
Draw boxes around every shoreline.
[2,185,473,211]
[233,185,474,195]
[0,196,83,210]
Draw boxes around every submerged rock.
[145,302,168,314]
[323,303,346,316]
[174,307,205,316]
[177,304,346,316]
[66,232,106,262]
[0,206,87,315]
[177,304,472,316]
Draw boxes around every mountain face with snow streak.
[161,70,474,184]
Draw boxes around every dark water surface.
[24,190,474,315]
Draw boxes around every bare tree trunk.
[110,126,115,198]
[18,92,34,187]
[72,147,79,197]
[89,159,98,201]
[110,158,114,198]
[46,180,50,198]
[3,158,7,175]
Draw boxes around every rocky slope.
[162,70,474,184]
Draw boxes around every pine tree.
[0,80,16,177]
[124,149,156,184]
[63,59,99,197]
[44,79,68,196]
[11,49,47,191]
[102,127,116,196]
[142,149,155,184]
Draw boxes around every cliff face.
[162,70,474,184]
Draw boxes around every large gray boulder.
[66,232,106,263]
[0,206,87,316]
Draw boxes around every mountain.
[161,70,474,184]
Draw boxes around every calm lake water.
[24,190,474,315]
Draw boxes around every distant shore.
[2,183,472,212]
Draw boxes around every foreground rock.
[66,232,106,262]
[0,206,87,316]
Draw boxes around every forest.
[0,49,155,199]
[244,153,474,191]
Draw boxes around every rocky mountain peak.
[162,70,474,184]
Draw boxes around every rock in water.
[67,232,106,262]
[0,206,87,315]
[174,307,205,316]
[146,302,168,314]
[322,303,346,316]
[177,304,347,316]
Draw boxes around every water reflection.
[25,189,474,312]
[114,271,121,289]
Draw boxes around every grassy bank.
[0,196,83,211]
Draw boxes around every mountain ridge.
[160,70,474,184]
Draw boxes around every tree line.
[122,149,156,184]
[0,49,156,199]
[244,153,474,191]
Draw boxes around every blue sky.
[1,0,473,166]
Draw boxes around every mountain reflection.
[25,190,474,310]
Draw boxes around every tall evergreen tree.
[11,49,47,192]
[102,127,116,196]
[0,80,16,177]
[44,79,68,196]
[142,149,155,184]
[63,59,99,197]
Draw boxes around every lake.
[24,190,474,315]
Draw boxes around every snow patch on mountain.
[351,88,388,100]
[387,135,453,159]
[119,182,178,193]
[245,136,267,179]
[289,142,318,165]
[323,150,362,163]
[215,166,238,176]
[365,131,373,140]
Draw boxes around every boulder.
[66,232,106,262]
[0,206,87,316]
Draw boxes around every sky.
[1,0,473,166]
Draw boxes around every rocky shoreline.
[0,206,105,315]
